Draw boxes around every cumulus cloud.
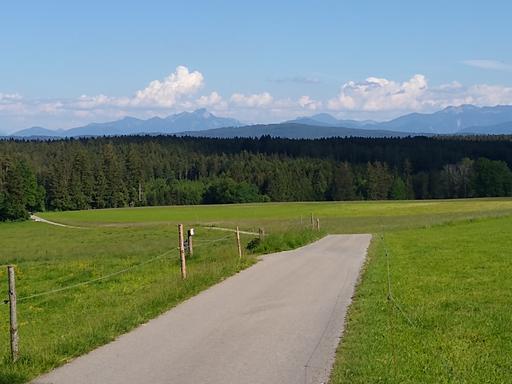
[327,74,512,115]
[58,66,205,112]
[328,74,428,111]
[463,59,512,72]
[298,96,322,110]
[230,92,273,107]
[133,66,204,107]
[195,91,226,108]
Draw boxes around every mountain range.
[286,105,512,134]
[10,109,241,138]
[4,104,512,139]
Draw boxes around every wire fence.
[2,249,176,305]
[2,227,253,305]
[193,235,233,246]
[2,224,264,363]
[382,234,462,381]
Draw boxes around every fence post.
[258,228,265,240]
[310,213,314,229]
[187,229,194,257]
[316,218,320,231]
[236,226,242,259]
[7,265,18,362]
[178,224,187,279]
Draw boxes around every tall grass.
[246,228,324,254]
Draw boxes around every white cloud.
[298,96,322,110]
[463,60,512,72]
[328,74,428,111]
[0,93,22,102]
[133,66,204,107]
[230,92,273,107]
[68,66,204,111]
[195,91,226,108]
[327,74,512,116]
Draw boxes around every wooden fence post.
[178,224,187,279]
[316,218,320,231]
[258,228,265,240]
[7,265,18,362]
[310,213,314,229]
[236,226,242,259]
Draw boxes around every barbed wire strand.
[199,226,260,236]
[3,249,176,304]
[383,236,416,327]
[1,231,254,304]
[193,235,233,245]
[382,234,461,381]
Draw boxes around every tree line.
[1,135,512,221]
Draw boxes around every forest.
[1,135,512,221]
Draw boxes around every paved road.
[33,234,371,384]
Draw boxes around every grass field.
[1,198,512,382]
[331,216,512,383]
[39,199,512,233]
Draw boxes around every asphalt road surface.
[33,234,371,384]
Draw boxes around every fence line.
[3,249,175,304]
[2,230,248,304]
[193,235,232,245]
[200,226,259,236]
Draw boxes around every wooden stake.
[258,228,265,240]
[310,213,314,228]
[7,265,18,362]
[178,224,187,279]
[236,226,242,259]
[316,218,320,231]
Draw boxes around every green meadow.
[1,198,512,382]
[331,216,512,383]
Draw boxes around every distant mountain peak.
[442,104,479,113]
[193,108,211,117]
[308,113,340,124]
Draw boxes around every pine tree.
[69,150,93,210]
[330,162,356,200]
[102,143,127,208]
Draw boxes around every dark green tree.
[473,158,512,197]
[330,162,355,200]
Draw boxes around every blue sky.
[1,0,512,132]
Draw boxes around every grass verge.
[246,228,325,254]
[330,215,512,383]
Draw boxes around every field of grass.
[39,198,512,234]
[331,216,512,383]
[1,198,512,382]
